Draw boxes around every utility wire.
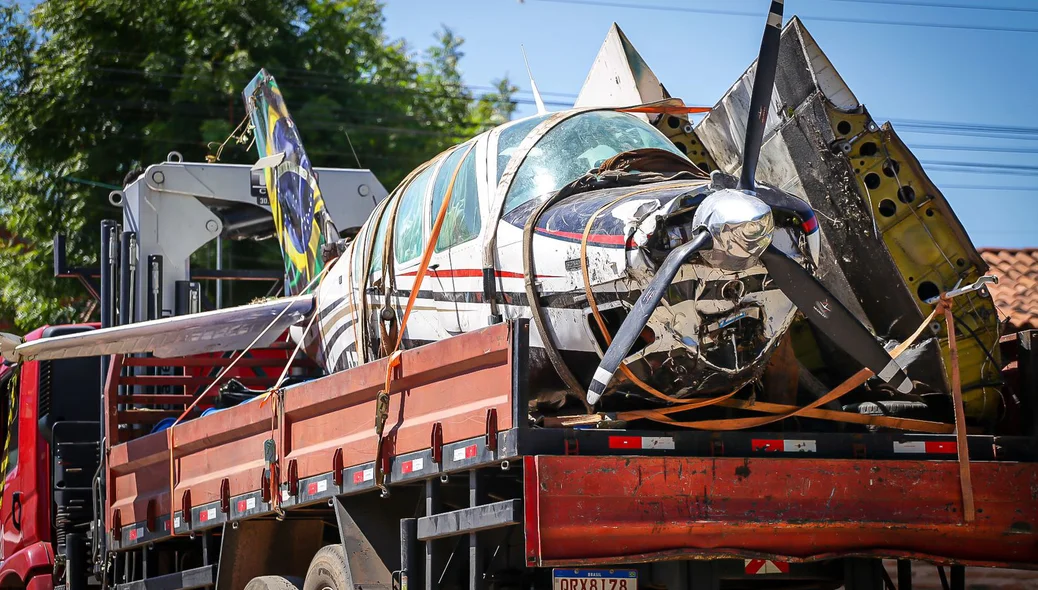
[526,0,1038,34]
[938,184,1037,191]
[910,144,1038,155]
[817,0,1038,14]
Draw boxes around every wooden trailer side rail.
[105,321,520,533]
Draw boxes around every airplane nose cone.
[693,188,775,270]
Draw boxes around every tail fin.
[243,69,339,296]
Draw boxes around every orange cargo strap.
[164,265,330,535]
[616,299,952,432]
[373,142,476,494]
[943,297,975,522]
[579,184,733,407]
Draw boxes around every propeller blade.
[759,245,912,393]
[738,0,785,191]
[587,230,713,404]
[753,185,821,265]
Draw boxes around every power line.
[922,161,1038,176]
[818,0,1038,15]
[938,184,1037,191]
[47,64,1038,142]
[526,0,1038,34]
[892,119,1038,139]
[910,144,1038,155]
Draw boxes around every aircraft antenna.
[521,45,548,115]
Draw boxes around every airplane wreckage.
[4,5,1005,434]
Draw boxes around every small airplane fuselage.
[314,109,817,404]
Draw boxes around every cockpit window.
[393,165,435,265]
[502,111,685,213]
[495,114,551,184]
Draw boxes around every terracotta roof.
[979,248,1038,331]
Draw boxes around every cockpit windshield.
[502,110,686,213]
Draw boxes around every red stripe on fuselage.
[399,269,559,279]
[802,215,818,233]
[535,227,635,248]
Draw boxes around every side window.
[1,370,18,477]
[393,167,435,265]
[430,146,480,251]
[367,200,393,278]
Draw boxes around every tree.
[0,0,516,330]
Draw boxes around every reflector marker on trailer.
[453,444,478,461]
[745,559,790,574]
[129,526,144,541]
[199,507,217,523]
[401,457,425,474]
[608,436,675,450]
[306,480,328,495]
[752,439,817,452]
[893,441,957,454]
[352,467,375,484]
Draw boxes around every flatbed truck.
[2,319,1036,590]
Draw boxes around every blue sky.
[382,0,1038,248]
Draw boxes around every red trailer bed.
[103,320,1038,570]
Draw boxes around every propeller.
[587,230,712,405]
[586,0,912,405]
[738,0,784,192]
[758,246,912,393]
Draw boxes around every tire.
[303,544,352,590]
[244,575,304,590]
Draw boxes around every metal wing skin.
[4,296,314,363]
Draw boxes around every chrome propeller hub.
[692,188,775,270]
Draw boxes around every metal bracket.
[924,275,998,305]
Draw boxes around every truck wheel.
[244,575,304,590]
[303,544,351,590]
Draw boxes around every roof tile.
[980,248,1038,331]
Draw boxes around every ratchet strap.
[578,192,958,435]
[165,265,331,535]
[614,297,950,431]
[579,184,718,406]
[373,143,476,495]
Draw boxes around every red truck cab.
[0,324,101,590]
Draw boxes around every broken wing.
[5,296,315,363]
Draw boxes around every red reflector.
[926,441,957,454]
[752,439,783,452]
[307,482,318,495]
[402,460,413,474]
[465,445,478,458]
[608,436,641,449]
[745,559,790,574]
[236,500,247,512]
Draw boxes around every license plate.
[552,569,638,590]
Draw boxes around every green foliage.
[0,0,516,330]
